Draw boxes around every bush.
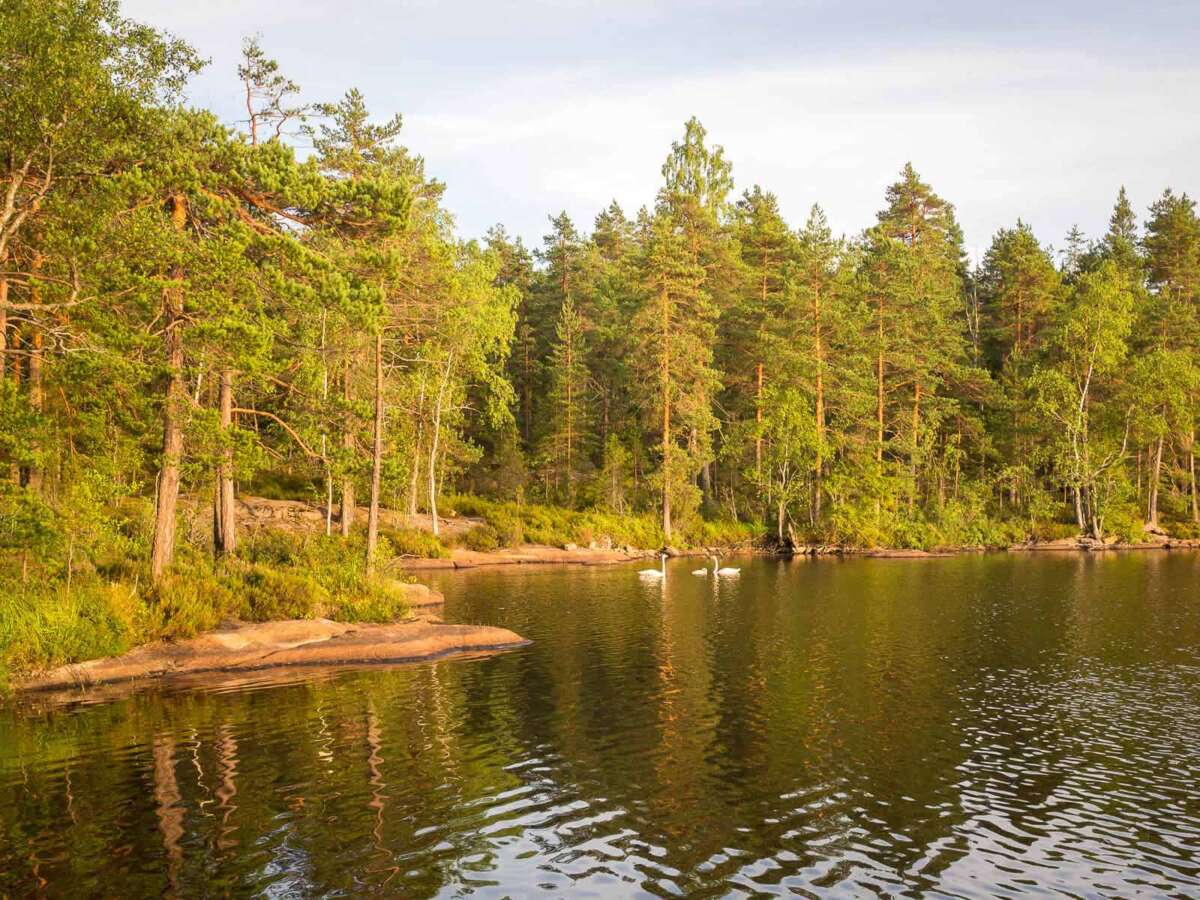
[236,564,326,621]
[1030,520,1081,542]
[0,580,144,681]
[332,575,412,623]
[1103,503,1145,544]
[459,523,501,552]
[149,572,238,638]
[382,526,448,558]
[1167,519,1200,540]
[243,470,322,502]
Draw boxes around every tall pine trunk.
[214,368,236,555]
[366,333,383,572]
[1147,432,1165,527]
[1190,428,1199,523]
[0,250,8,389]
[812,284,824,523]
[340,364,356,537]
[429,354,452,538]
[875,297,885,464]
[151,195,187,581]
[24,252,43,490]
[908,383,921,513]
[659,283,671,542]
[754,361,763,478]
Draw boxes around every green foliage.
[445,493,752,549]
[458,523,502,552]
[332,575,414,623]
[381,526,448,558]
[0,580,143,679]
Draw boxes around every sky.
[123,0,1200,262]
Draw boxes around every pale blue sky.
[124,0,1199,260]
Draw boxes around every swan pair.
[639,554,742,579]
[692,555,740,577]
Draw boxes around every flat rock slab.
[402,545,651,570]
[17,618,528,693]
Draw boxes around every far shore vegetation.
[3,0,1200,686]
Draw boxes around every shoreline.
[395,537,1200,571]
[14,614,529,696]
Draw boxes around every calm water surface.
[3,553,1200,897]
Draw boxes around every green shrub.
[0,580,144,680]
[459,523,501,551]
[243,470,322,502]
[332,575,411,623]
[237,564,327,621]
[1167,519,1200,540]
[149,572,237,638]
[1103,503,1145,544]
[382,526,448,558]
[1030,520,1081,542]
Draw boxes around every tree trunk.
[813,305,824,522]
[1073,486,1086,532]
[754,361,763,478]
[366,333,384,572]
[24,253,43,491]
[0,251,7,387]
[777,499,786,545]
[408,371,426,517]
[320,308,332,537]
[1191,442,1199,524]
[876,297,885,464]
[660,283,672,542]
[662,292,672,542]
[429,356,452,538]
[150,195,187,582]
[908,383,921,513]
[340,365,356,537]
[215,369,236,555]
[564,327,574,502]
[1147,433,1165,527]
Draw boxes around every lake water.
[3,553,1200,897]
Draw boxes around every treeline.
[477,138,1199,549]
[5,1,1200,606]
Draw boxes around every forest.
[2,0,1199,679]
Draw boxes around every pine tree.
[863,163,967,516]
[538,295,592,503]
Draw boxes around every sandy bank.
[16,617,529,693]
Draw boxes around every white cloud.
[118,2,1200,252]
[400,47,1199,253]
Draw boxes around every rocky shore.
[16,615,528,694]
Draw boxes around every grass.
[0,529,417,695]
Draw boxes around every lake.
[3,552,1200,897]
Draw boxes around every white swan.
[691,558,710,575]
[639,553,668,579]
[712,555,740,576]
